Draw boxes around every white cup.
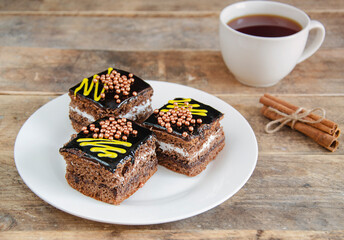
[219,1,325,87]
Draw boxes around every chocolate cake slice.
[143,98,225,177]
[69,67,153,132]
[59,117,157,205]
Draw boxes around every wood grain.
[0,12,342,51]
[1,230,344,240]
[1,96,343,156]
[3,154,343,231]
[1,47,344,95]
[1,0,343,12]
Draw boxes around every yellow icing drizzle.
[107,67,113,74]
[77,138,132,158]
[161,98,208,116]
[74,77,104,101]
[168,99,192,104]
[74,67,113,101]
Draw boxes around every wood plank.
[0,12,342,50]
[1,149,344,231]
[2,155,343,231]
[1,0,343,12]
[1,95,343,156]
[1,230,344,240]
[1,47,344,95]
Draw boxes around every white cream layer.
[119,99,151,121]
[70,106,95,122]
[70,98,151,123]
[158,128,222,159]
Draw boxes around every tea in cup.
[219,1,325,87]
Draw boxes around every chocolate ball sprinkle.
[154,103,202,135]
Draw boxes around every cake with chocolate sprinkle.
[143,98,225,177]
[69,67,153,132]
[59,117,157,205]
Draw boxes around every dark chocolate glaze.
[69,68,152,109]
[60,117,154,172]
[142,98,223,140]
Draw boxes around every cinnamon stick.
[263,93,338,135]
[261,106,339,152]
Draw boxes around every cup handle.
[297,20,325,63]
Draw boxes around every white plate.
[14,81,258,225]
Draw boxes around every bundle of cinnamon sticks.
[260,94,340,152]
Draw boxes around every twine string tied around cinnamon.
[265,107,326,133]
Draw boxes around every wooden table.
[1,0,343,239]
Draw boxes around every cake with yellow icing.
[59,116,157,205]
[142,98,225,177]
[69,67,153,132]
